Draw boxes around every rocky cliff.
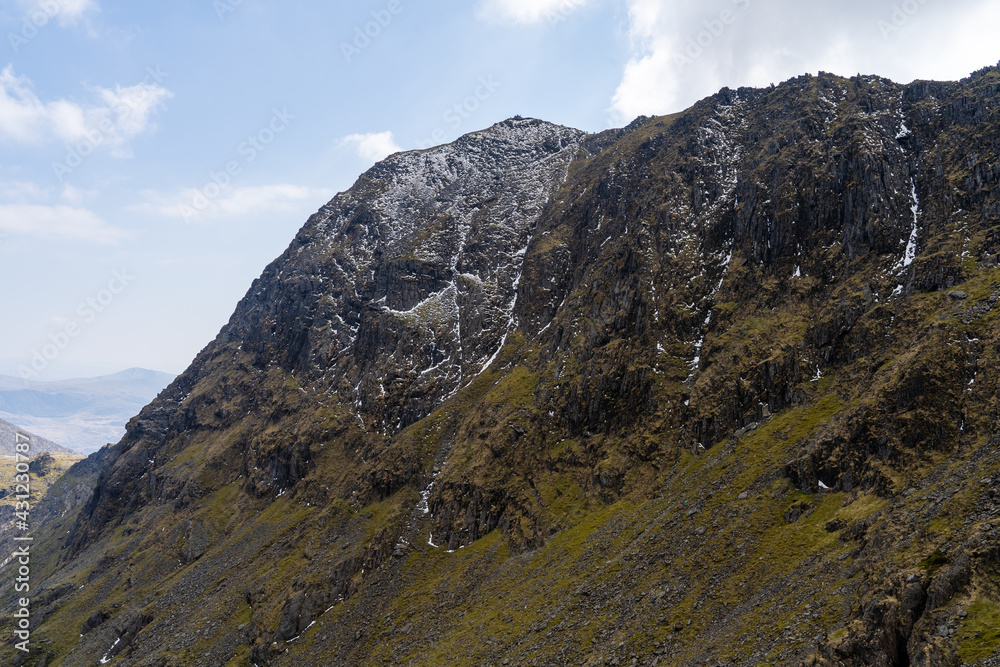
[5,64,1000,666]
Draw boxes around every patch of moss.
[957,598,1000,662]
[919,550,949,575]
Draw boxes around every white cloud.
[340,131,403,164]
[610,0,1000,123]
[0,66,171,157]
[0,179,121,244]
[0,180,50,203]
[94,82,174,157]
[132,184,334,222]
[60,184,98,204]
[478,0,587,24]
[203,185,334,218]
[20,0,99,26]
[0,204,125,244]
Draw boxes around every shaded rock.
[785,502,812,524]
[81,610,110,636]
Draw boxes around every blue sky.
[1,0,998,380]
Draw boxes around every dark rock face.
[67,118,585,553]
[17,64,1000,667]
[27,452,53,476]
[228,118,585,431]
[81,610,110,636]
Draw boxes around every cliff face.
[8,65,1000,667]
[228,119,586,427]
[64,118,588,553]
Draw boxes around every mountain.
[0,419,83,576]
[0,419,85,578]
[0,368,176,453]
[0,417,75,456]
[6,64,1000,666]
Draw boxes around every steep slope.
[5,65,1000,667]
[0,420,84,596]
[0,449,99,570]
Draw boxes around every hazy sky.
[1,0,997,380]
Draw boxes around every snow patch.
[894,179,920,273]
[100,638,121,664]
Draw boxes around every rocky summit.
[6,64,1000,666]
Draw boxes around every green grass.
[0,452,85,510]
[957,598,1000,662]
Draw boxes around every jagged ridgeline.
[6,64,1000,666]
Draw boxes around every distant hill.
[0,417,75,455]
[0,368,175,453]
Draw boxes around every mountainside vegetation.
[4,64,1000,666]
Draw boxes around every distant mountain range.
[0,417,75,456]
[0,368,175,453]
